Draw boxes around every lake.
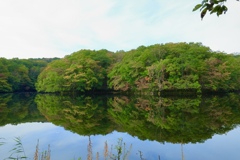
[0,92,240,160]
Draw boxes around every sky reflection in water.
[0,122,240,160]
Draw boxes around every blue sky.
[0,0,239,59]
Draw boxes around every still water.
[0,93,240,160]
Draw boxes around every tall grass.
[110,138,132,160]
[35,140,51,160]
[1,137,153,160]
[7,137,27,160]
[87,136,92,160]
[0,138,5,147]
[85,137,132,160]
[1,137,50,160]
[40,145,50,160]
[104,141,108,159]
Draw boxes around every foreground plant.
[85,137,132,160]
[1,137,148,160]
[6,137,27,160]
[0,138,5,147]
[34,140,51,160]
[1,137,50,160]
[109,138,132,160]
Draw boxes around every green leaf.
[210,0,218,4]
[217,6,223,16]
[206,3,214,10]
[193,4,202,11]
[210,5,221,14]
[0,138,5,146]
[201,0,208,5]
[222,5,228,14]
[201,8,208,19]
[200,3,207,11]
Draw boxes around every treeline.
[36,42,240,94]
[0,58,58,92]
[1,42,240,93]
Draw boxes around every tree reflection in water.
[1,93,240,159]
[34,93,240,144]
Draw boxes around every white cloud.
[0,0,239,59]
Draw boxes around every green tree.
[36,49,114,93]
[8,64,32,91]
[0,58,53,93]
[109,42,240,94]
[108,44,163,92]
[0,59,12,92]
[63,57,102,91]
[35,59,68,92]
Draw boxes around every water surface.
[0,93,240,159]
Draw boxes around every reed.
[0,138,5,147]
[34,140,39,160]
[138,150,146,160]
[1,137,142,160]
[96,152,99,160]
[81,137,132,160]
[87,136,93,160]
[104,141,108,159]
[40,144,51,160]
[108,138,132,160]
[7,137,27,160]
[2,137,50,160]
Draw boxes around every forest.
[1,42,240,94]
[0,57,58,92]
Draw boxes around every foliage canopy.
[0,58,57,93]
[108,42,240,94]
[1,42,240,94]
[36,49,114,93]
